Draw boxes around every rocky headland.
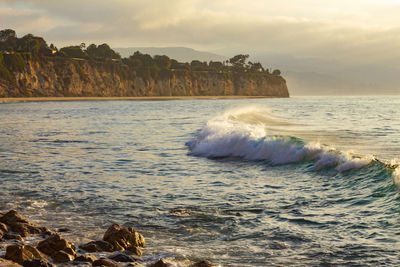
[0,29,289,98]
[0,210,213,267]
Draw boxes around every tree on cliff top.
[86,43,120,60]
[229,54,249,70]
[59,46,88,59]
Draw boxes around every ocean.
[1,96,400,266]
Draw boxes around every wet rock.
[0,210,47,237]
[37,234,76,262]
[103,224,145,251]
[5,245,43,265]
[23,258,54,267]
[57,228,71,233]
[0,257,21,266]
[51,250,75,263]
[0,222,8,236]
[74,254,97,263]
[3,233,24,242]
[39,231,53,239]
[189,260,214,267]
[0,210,29,224]
[108,252,142,262]
[79,240,113,252]
[149,259,170,267]
[126,246,143,256]
[92,258,120,267]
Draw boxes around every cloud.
[1,0,400,67]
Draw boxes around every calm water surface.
[1,96,400,266]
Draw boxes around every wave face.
[187,106,399,178]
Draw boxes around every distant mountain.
[252,53,400,96]
[114,47,227,63]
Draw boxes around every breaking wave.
[187,106,399,180]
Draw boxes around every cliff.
[0,56,289,98]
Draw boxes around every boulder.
[3,233,24,242]
[126,246,143,256]
[0,210,47,237]
[51,251,75,263]
[108,252,142,262]
[5,245,43,265]
[37,234,76,262]
[103,224,145,251]
[0,222,8,236]
[149,259,170,267]
[0,210,29,225]
[74,254,97,263]
[0,257,21,267]
[79,240,113,252]
[22,258,54,267]
[92,258,120,267]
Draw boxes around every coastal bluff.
[0,58,289,98]
[0,29,289,98]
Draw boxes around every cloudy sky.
[1,0,399,94]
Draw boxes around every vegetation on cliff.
[0,29,289,97]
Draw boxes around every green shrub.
[0,53,15,82]
[3,53,25,72]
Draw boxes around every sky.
[1,0,400,95]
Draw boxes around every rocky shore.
[0,210,213,267]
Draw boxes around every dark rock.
[37,234,76,262]
[0,257,21,266]
[3,233,24,242]
[92,258,120,267]
[74,254,97,263]
[0,222,8,236]
[0,210,28,225]
[0,210,47,237]
[79,240,113,252]
[57,228,71,233]
[126,246,143,256]
[149,259,170,267]
[189,260,214,267]
[5,245,43,265]
[23,258,54,267]
[51,250,75,263]
[108,252,142,262]
[103,224,145,251]
[39,231,53,238]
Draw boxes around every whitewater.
[1,96,400,266]
[187,106,400,178]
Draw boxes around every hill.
[114,47,227,63]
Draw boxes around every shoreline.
[0,96,285,103]
[0,209,213,267]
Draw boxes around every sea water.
[1,96,400,266]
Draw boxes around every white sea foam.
[188,106,374,173]
[393,167,400,186]
[390,159,400,186]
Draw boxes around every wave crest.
[187,107,376,173]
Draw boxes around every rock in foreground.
[103,224,145,251]
[0,210,48,237]
[5,245,43,265]
[37,234,76,263]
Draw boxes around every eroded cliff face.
[0,58,289,97]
